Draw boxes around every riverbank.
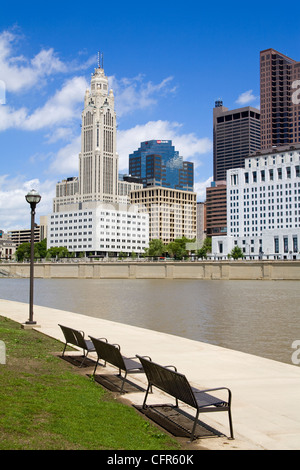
[0,314,180,451]
[2,259,300,280]
[1,298,300,450]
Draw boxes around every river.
[0,278,299,365]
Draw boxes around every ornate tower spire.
[79,56,118,203]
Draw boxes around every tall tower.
[79,60,118,203]
[213,101,260,182]
[260,48,300,150]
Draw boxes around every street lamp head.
[25,189,41,205]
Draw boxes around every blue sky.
[1,0,300,231]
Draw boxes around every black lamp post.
[24,189,41,326]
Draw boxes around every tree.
[145,239,165,257]
[229,245,244,260]
[15,242,31,261]
[15,238,48,261]
[196,237,212,259]
[35,238,47,259]
[166,237,191,260]
[46,246,71,259]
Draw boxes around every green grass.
[0,316,180,450]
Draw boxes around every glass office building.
[129,140,194,191]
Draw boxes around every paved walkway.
[1,298,300,450]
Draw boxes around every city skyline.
[1,0,300,231]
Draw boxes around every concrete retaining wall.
[2,260,300,280]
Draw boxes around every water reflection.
[0,278,299,365]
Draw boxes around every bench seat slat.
[193,392,227,408]
[123,357,143,371]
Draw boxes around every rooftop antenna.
[97,51,104,69]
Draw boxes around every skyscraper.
[79,63,118,203]
[129,140,194,191]
[260,48,300,150]
[213,101,261,182]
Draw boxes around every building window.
[283,237,289,253]
[293,236,298,253]
[231,174,238,185]
[274,237,279,254]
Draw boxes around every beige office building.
[130,187,197,244]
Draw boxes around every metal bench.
[136,355,234,441]
[89,336,150,393]
[58,324,107,367]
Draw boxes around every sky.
[1,0,300,232]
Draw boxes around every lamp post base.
[22,322,41,329]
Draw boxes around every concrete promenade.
[1,298,300,450]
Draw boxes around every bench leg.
[93,358,100,375]
[62,342,67,357]
[80,350,88,367]
[228,407,234,439]
[142,383,152,408]
[190,410,200,441]
[120,371,127,394]
[92,357,107,375]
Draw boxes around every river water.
[0,278,299,365]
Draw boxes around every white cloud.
[0,175,55,231]
[109,75,176,117]
[236,89,259,105]
[194,176,213,201]
[0,30,67,93]
[0,104,27,130]
[46,127,75,144]
[117,120,212,172]
[23,76,87,130]
[0,29,95,95]
[49,135,81,174]
[0,76,87,132]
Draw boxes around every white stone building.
[48,203,149,256]
[211,145,300,260]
